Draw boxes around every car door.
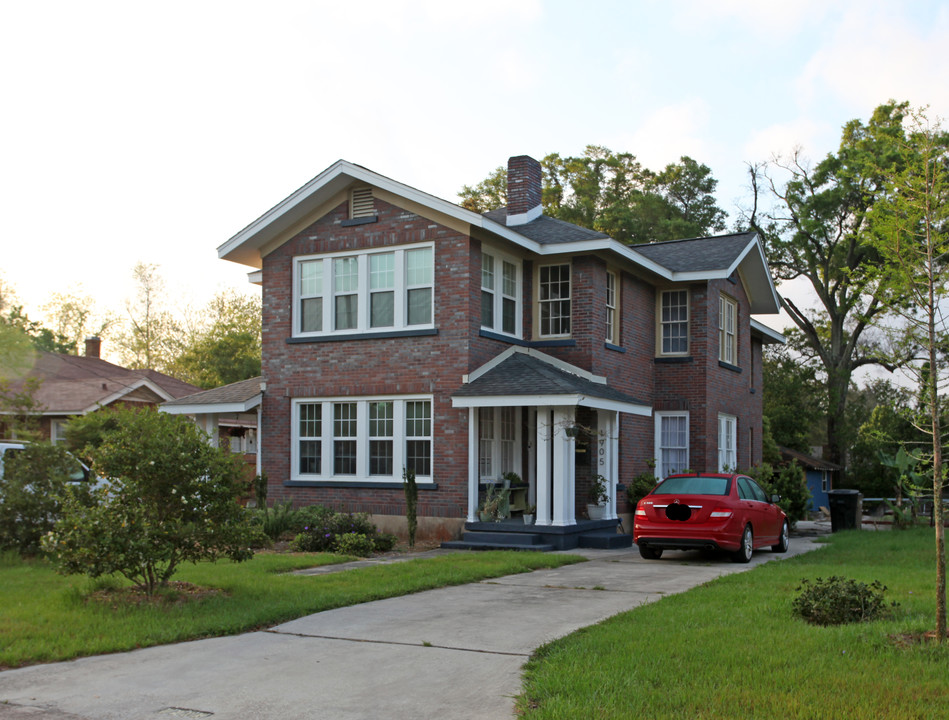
[744,476,780,544]
[736,476,776,545]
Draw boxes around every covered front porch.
[450,347,651,548]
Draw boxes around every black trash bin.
[828,489,862,532]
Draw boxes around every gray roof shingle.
[483,208,610,244]
[161,376,263,408]
[453,352,647,407]
[630,231,757,273]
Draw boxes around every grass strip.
[519,529,949,720]
[0,549,581,668]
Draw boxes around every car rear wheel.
[772,520,789,553]
[638,544,662,560]
[731,525,753,563]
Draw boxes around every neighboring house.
[0,337,201,442]
[780,446,840,513]
[160,376,264,478]
[217,155,784,545]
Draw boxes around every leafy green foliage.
[459,146,727,244]
[0,443,92,554]
[746,461,811,523]
[793,576,897,626]
[43,407,256,594]
[290,510,395,553]
[335,533,377,557]
[625,461,658,509]
[762,343,824,453]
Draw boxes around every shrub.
[259,501,299,540]
[289,510,394,554]
[746,461,811,523]
[0,443,93,554]
[792,576,898,625]
[626,461,659,508]
[336,533,376,557]
[43,407,257,595]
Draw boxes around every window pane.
[406,401,431,436]
[371,291,394,327]
[335,294,358,330]
[369,402,393,436]
[299,440,321,474]
[502,261,517,297]
[301,297,322,332]
[540,265,570,336]
[481,253,495,290]
[299,403,321,437]
[300,260,323,296]
[407,288,432,325]
[370,253,394,290]
[406,440,431,476]
[481,291,494,327]
[406,248,433,285]
[502,297,515,334]
[369,440,393,475]
[334,441,357,474]
[334,257,358,292]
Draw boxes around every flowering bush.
[43,407,256,595]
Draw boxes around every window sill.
[478,330,577,349]
[531,338,576,348]
[288,328,438,343]
[654,356,693,364]
[718,361,742,373]
[605,342,626,353]
[285,480,438,489]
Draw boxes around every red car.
[633,472,789,563]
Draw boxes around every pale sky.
[2,0,948,336]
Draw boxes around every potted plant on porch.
[478,484,510,522]
[587,474,610,521]
[523,504,536,525]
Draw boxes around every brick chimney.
[506,155,542,226]
[85,336,101,358]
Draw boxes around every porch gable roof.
[451,347,651,416]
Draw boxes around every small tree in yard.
[44,407,255,595]
[403,466,418,548]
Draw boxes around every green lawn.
[519,529,949,719]
[0,550,581,669]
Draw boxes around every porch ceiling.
[451,348,651,416]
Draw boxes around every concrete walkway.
[0,535,825,720]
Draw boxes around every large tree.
[748,101,911,469]
[460,146,727,244]
[762,340,824,454]
[865,106,949,641]
[42,288,113,354]
[169,289,262,388]
[115,262,182,372]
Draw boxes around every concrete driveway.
[0,537,824,720]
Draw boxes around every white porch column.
[195,414,219,447]
[597,410,620,520]
[535,407,552,526]
[467,407,479,522]
[552,406,576,526]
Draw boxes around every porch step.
[440,539,558,552]
[577,530,634,549]
[441,530,556,552]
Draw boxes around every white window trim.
[293,243,434,338]
[719,293,737,365]
[480,247,523,338]
[658,289,689,356]
[718,413,737,472]
[654,411,689,479]
[606,270,618,344]
[536,262,572,339]
[290,395,434,483]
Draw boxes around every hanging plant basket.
[565,425,580,438]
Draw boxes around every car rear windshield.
[652,476,730,496]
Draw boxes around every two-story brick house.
[218,156,783,546]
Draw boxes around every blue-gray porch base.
[441,518,632,552]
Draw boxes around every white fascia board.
[160,394,263,416]
[452,393,651,416]
[750,318,786,344]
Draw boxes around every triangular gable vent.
[350,187,375,218]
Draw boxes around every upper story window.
[659,289,689,355]
[294,244,433,337]
[538,263,571,337]
[719,294,737,365]
[481,250,521,337]
[655,411,689,479]
[605,271,618,344]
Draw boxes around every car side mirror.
[771,494,781,504]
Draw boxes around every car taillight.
[635,507,646,516]
[709,508,733,518]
